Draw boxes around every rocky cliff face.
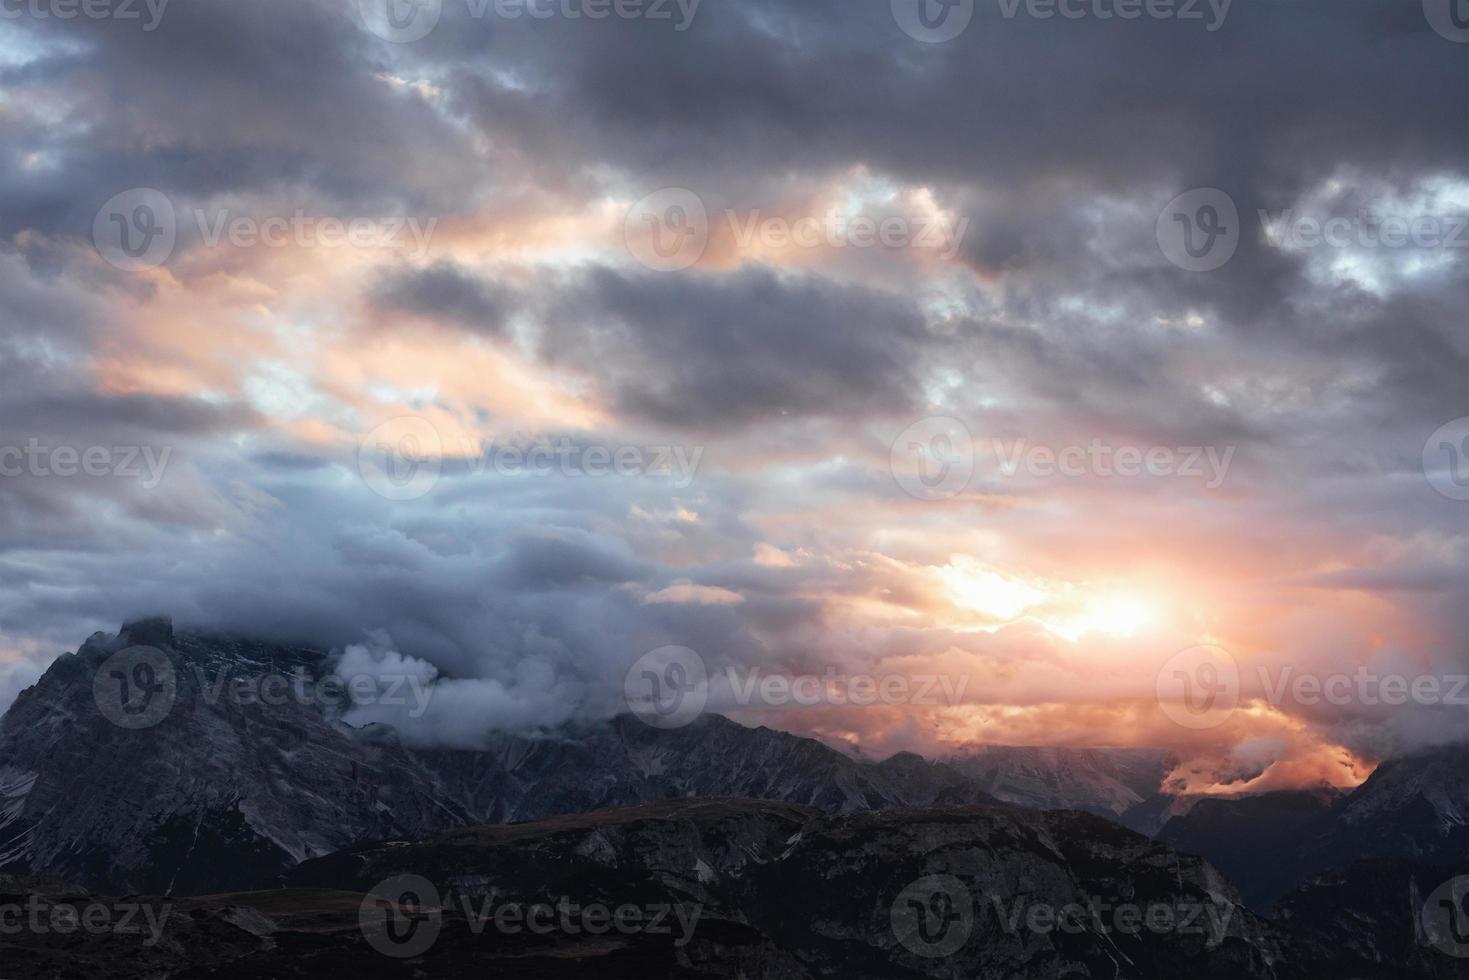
[1156,788,1343,909]
[283,797,1352,979]
[1151,749,1469,911]
[943,744,1177,818]
[0,618,471,895]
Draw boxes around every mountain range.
[3,618,1469,977]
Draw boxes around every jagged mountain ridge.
[0,618,1006,894]
[1152,750,1469,911]
[0,618,472,895]
[943,744,1178,818]
[283,797,1359,979]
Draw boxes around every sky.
[2,0,1469,794]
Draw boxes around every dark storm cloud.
[1,0,480,244]
[2,0,1469,767]
[541,265,932,429]
[371,261,513,336]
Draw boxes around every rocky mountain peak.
[118,614,176,650]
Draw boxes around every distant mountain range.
[3,619,1469,977]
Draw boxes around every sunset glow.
[2,0,1466,811]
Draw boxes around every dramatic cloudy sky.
[2,0,1468,792]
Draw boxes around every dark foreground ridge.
[0,797,1442,979]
